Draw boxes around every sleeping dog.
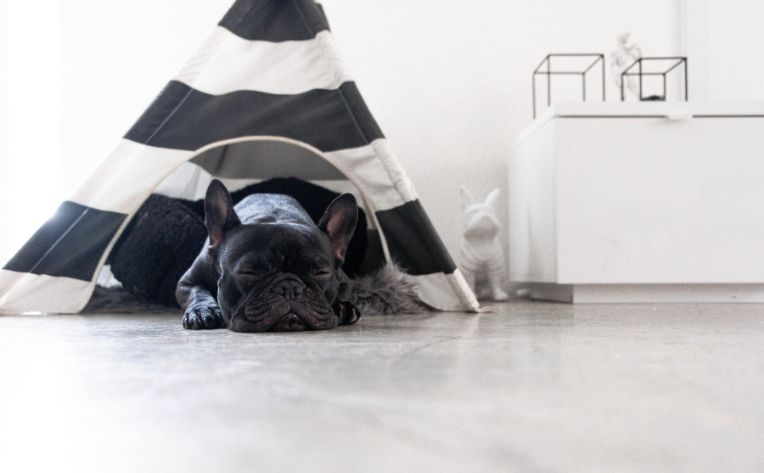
[176,179,361,332]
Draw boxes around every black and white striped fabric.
[0,0,479,314]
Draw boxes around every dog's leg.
[176,260,226,330]
[332,269,361,325]
[178,285,226,329]
[333,300,361,325]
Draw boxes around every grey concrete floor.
[0,302,763,473]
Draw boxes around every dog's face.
[204,181,358,332]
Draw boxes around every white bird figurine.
[458,187,509,301]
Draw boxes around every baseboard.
[529,283,764,303]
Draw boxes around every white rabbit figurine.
[458,187,509,301]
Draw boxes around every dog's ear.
[318,194,358,265]
[204,179,240,250]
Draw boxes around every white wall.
[58,1,233,189]
[4,1,62,265]
[320,0,681,269]
[0,0,233,263]
[2,0,682,268]
[0,0,8,261]
[682,0,764,102]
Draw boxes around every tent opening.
[96,136,387,307]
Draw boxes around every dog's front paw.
[182,303,225,330]
[333,300,361,326]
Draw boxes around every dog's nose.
[272,279,304,301]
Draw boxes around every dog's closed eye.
[236,262,274,277]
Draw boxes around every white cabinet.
[509,102,764,302]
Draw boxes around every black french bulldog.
[176,179,361,332]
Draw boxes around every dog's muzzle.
[229,274,337,332]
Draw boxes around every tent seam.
[290,0,317,38]
[151,0,260,145]
[26,208,90,275]
[231,0,256,33]
[144,87,194,145]
[290,0,369,145]
[336,89,371,144]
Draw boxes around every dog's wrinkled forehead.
[221,223,333,267]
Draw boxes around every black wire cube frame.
[532,53,606,119]
[620,57,688,102]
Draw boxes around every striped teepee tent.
[0,0,479,314]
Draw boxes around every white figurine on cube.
[610,32,642,99]
[459,187,509,301]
